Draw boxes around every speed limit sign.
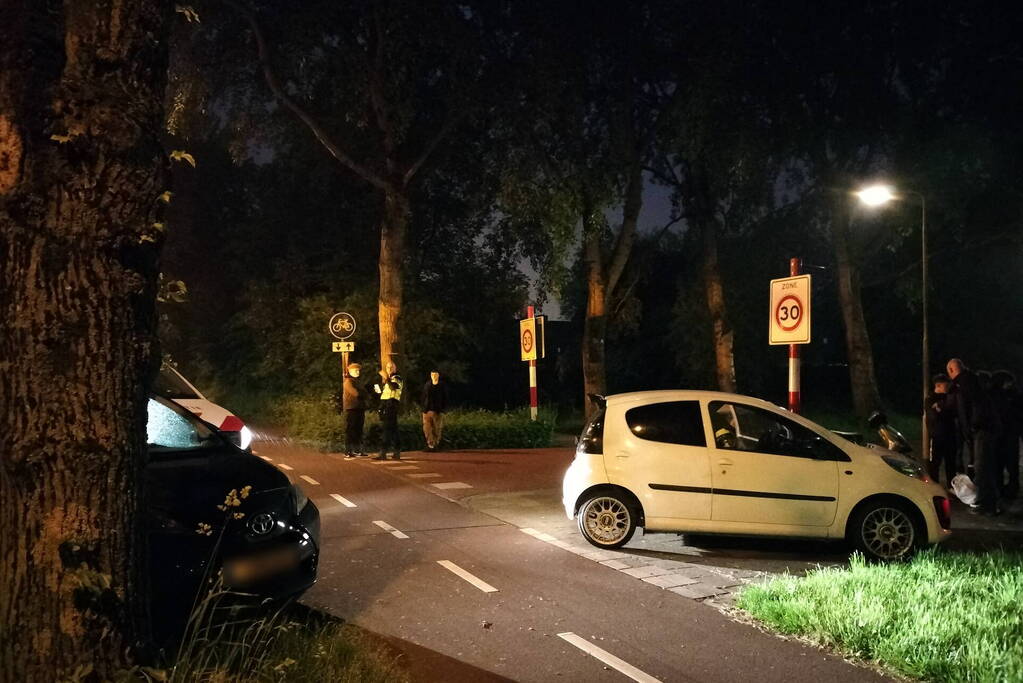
[769,274,811,345]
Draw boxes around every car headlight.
[239,425,253,451]
[882,455,926,480]
[292,484,309,514]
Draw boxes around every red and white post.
[788,258,801,413]
[527,305,538,421]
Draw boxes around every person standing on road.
[421,370,449,451]
[991,370,1021,499]
[925,373,958,486]
[343,363,370,458]
[374,361,404,460]
[946,358,1001,515]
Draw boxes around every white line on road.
[369,460,405,465]
[372,520,409,539]
[277,463,294,471]
[557,632,661,683]
[431,481,473,490]
[436,560,498,593]
[390,465,419,470]
[258,455,273,461]
[408,473,443,478]
[330,493,356,508]
[300,475,320,486]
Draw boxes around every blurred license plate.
[225,547,299,585]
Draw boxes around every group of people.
[925,357,1022,516]
[337,361,450,460]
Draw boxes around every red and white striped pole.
[788,258,801,413]
[527,305,538,421]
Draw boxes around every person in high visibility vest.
[373,362,404,460]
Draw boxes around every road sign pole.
[788,258,802,413]
[527,305,538,421]
[342,351,349,380]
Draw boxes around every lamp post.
[856,184,929,461]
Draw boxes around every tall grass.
[737,550,1023,682]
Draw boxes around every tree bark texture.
[700,220,737,392]
[0,1,171,680]
[832,203,883,419]
[378,189,408,368]
[581,210,608,416]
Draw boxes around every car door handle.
[717,459,733,466]
[616,452,629,459]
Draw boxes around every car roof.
[605,390,785,412]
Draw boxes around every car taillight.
[933,496,951,530]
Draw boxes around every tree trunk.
[701,220,737,392]
[581,213,608,417]
[378,189,408,369]
[832,203,883,420]
[0,2,171,680]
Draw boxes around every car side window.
[708,401,845,460]
[625,401,706,447]
[148,398,211,451]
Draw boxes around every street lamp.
[856,184,929,462]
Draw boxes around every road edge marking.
[373,520,410,539]
[557,632,661,683]
[277,463,294,471]
[300,475,320,486]
[330,493,356,508]
[436,560,498,593]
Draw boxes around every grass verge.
[736,550,1023,682]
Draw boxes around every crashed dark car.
[146,395,319,624]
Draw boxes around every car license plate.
[224,547,299,586]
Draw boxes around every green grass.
[737,550,1023,682]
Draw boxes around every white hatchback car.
[563,391,951,561]
[154,364,253,451]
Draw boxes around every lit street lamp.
[856,184,929,461]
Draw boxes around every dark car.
[146,396,319,625]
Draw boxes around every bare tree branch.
[225,0,392,194]
[403,110,462,186]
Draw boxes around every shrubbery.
[275,395,555,451]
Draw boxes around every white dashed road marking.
[436,560,498,593]
[330,494,356,508]
[372,520,409,539]
[278,463,294,471]
[409,473,443,478]
[300,475,320,486]
[258,455,273,461]
[390,465,419,470]
[557,632,661,683]
[431,482,472,490]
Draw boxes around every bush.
[274,395,555,451]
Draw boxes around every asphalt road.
[251,436,891,683]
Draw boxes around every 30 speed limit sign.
[769,274,811,345]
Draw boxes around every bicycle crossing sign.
[769,275,811,345]
[328,312,356,340]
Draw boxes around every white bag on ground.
[951,473,979,506]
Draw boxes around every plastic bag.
[951,473,978,506]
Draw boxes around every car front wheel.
[850,500,920,561]
[578,493,637,549]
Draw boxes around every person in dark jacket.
[991,370,1021,499]
[421,370,449,451]
[925,373,958,485]
[343,363,371,458]
[946,358,1001,515]
[373,362,403,460]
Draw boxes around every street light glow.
[856,184,896,207]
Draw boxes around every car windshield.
[147,397,217,452]
[154,366,200,400]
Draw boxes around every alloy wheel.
[860,506,915,559]
[581,496,632,546]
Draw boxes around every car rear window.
[154,366,200,400]
[625,401,706,447]
[578,408,605,454]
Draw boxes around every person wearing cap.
[421,370,449,451]
[343,363,370,458]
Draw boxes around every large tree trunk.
[581,211,608,417]
[378,189,408,369]
[701,220,737,392]
[832,203,882,419]
[0,1,171,680]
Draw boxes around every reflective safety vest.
[380,374,403,401]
